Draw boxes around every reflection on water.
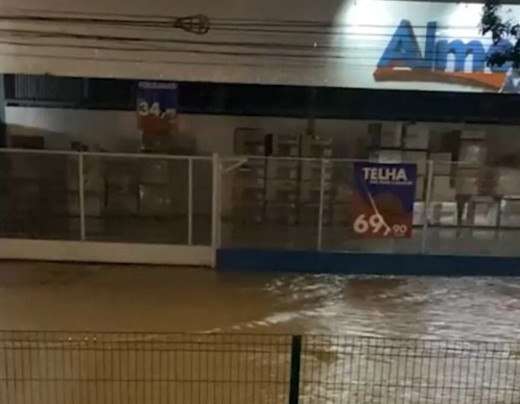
[1,262,520,341]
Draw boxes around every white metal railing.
[3,148,520,262]
[220,155,520,257]
[0,148,214,251]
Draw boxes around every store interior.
[4,104,520,249]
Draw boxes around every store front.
[2,0,520,272]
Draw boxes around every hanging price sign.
[137,81,177,135]
[352,162,417,238]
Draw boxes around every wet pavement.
[1,261,520,341]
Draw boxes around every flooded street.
[1,261,520,341]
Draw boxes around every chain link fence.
[1,331,519,404]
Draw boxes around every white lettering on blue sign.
[378,20,512,73]
[362,167,408,182]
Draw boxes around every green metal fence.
[1,331,519,404]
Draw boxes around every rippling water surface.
[1,261,520,340]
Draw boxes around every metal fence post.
[421,160,434,253]
[288,335,302,404]
[188,158,193,245]
[211,153,221,268]
[317,159,326,250]
[78,153,86,241]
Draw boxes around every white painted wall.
[6,106,520,162]
[6,108,141,151]
[5,107,371,156]
[0,239,214,266]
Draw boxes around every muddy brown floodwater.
[2,261,520,404]
[1,261,520,340]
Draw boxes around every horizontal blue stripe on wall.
[217,249,520,276]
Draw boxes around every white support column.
[421,160,434,254]
[78,153,86,241]
[317,159,326,251]
[188,158,193,245]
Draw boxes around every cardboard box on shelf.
[501,198,520,226]
[413,201,425,226]
[495,168,520,196]
[334,184,354,203]
[301,136,333,158]
[266,179,299,202]
[66,157,104,192]
[67,193,103,217]
[461,130,486,140]
[431,153,452,175]
[139,184,174,217]
[106,174,137,195]
[471,197,499,227]
[301,160,333,181]
[459,141,487,165]
[370,150,402,163]
[234,202,265,224]
[299,203,331,225]
[7,134,44,149]
[272,134,301,156]
[234,128,265,155]
[403,151,427,176]
[404,125,429,150]
[235,138,266,155]
[105,192,138,216]
[369,122,403,148]
[265,203,298,225]
[455,171,479,195]
[331,203,352,225]
[241,157,267,175]
[432,176,456,201]
[139,160,171,185]
[233,184,265,202]
[431,202,458,226]
[7,156,44,180]
[233,166,265,187]
[300,181,333,203]
[431,152,452,162]
[266,159,299,180]
[9,182,41,213]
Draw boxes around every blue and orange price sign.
[352,163,417,239]
[137,81,178,135]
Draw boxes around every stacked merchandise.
[138,139,176,220]
[368,123,458,226]
[137,82,179,219]
[4,135,46,236]
[455,130,487,197]
[5,135,72,237]
[402,124,429,202]
[430,149,457,226]
[105,162,139,217]
[232,129,335,227]
[368,123,430,202]
[138,159,175,218]
[299,136,334,226]
[265,134,301,225]
[232,128,268,224]
[494,166,520,227]
[454,130,493,226]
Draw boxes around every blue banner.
[352,162,417,238]
[137,81,177,135]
